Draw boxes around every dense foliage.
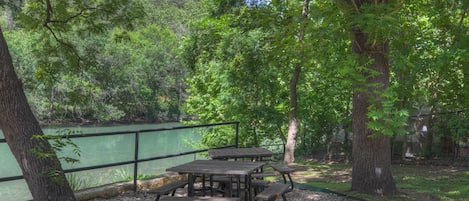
[2,0,207,124]
[183,1,354,149]
[1,0,467,155]
[183,0,467,153]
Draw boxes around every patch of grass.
[293,161,469,201]
[351,193,414,201]
[295,161,352,193]
[113,169,156,181]
[306,180,351,192]
[394,166,469,201]
[66,173,91,191]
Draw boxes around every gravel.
[87,187,358,201]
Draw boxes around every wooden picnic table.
[166,160,266,201]
[208,147,274,161]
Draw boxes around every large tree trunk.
[350,27,397,195]
[284,0,310,165]
[0,28,76,200]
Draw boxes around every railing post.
[133,131,140,192]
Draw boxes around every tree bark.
[349,27,397,195]
[284,0,309,165]
[0,28,76,200]
[284,65,300,164]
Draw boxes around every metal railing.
[0,121,240,192]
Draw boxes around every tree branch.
[43,0,52,26]
[43,23,82,67]
[43,0,96,25]
[351,0,360,13]
[42,0,85,68]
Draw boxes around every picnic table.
[166,160,266,201]
[208,147,274,161]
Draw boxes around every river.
[0,122,206,201]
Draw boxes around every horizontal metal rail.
[0,122,240,190]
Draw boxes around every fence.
[395,110,468,159]
[0,121,240,195]
[298,110,467,161]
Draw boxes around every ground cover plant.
[289,160,469,201]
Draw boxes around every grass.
[393,164,469,201]
[66,173,92,191]
[289,160,469,201]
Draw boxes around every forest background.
[2,0,467,157]
[0,0,467,200]
[0,0,466,164]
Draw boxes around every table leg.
[246,175,252,201]
[188,173,194,197]
[209,175,214,197]
[234,176,240,197]
[201,174,206,196]
[228,176,233,197]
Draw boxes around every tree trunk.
[350,27,397,195]
[283,0,309,165]
[284,64,300,164]
[0,28,76,201]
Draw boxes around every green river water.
[0,123,207,201]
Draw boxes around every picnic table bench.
[147,180,188,201]
[255,183,290,201]
[253,164,295,201]
[269,164,294,190]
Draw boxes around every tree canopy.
[0,0,467,198]
[3,0,207,124]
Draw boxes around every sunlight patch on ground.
[306,194,325,199]
[291,168,322,183]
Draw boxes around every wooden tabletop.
[166,160,266,175]
[208,147,274,160]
